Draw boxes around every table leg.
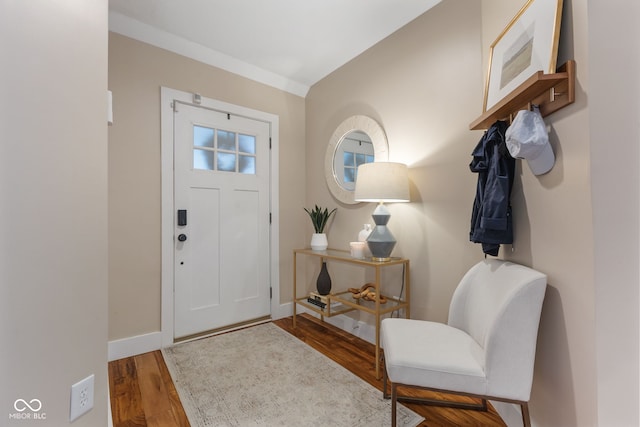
[293,250,297,328]
[375,266,381,380]
[405,260,410,319]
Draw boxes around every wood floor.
[109,314,506,426]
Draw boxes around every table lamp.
[354,162,410,261]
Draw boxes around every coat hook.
[551,87,566,101]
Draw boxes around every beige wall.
[2,1,109,426]
[484,0,640,425]
[307,0,639,425]
[307,0,485,324]
[107,0,639,425]
[481,0,598,425]
[586,1,639,425]
[108,33,306,340]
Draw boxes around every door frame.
[160,87,280,347]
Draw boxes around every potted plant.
[304,205,337,251]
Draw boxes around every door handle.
[178,234,187,242]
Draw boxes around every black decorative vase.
[316,262,332,295]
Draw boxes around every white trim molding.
[160,87,280,349]
[108,332,162,362]
[109,11,309,97]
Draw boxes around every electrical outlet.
[70,374,94,422]
[392,296,405,318]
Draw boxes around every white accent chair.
[381,259,547,427]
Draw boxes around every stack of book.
[306,292,344,312]
[306,292,330,309]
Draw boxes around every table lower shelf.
[295,291,408,317]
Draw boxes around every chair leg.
[521,402,531,427]
[391,383,398,427]
[381,352,390,399]
[382,368,389,399]
[394,392,487,411]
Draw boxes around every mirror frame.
[324,115,389,204]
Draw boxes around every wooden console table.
[292,248,410,379]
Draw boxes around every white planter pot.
[310,233,328,251]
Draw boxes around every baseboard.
[288,302,376,345]
[272,301,294,320]
[107,303,368,361]
[109,305,292,361]
[108,331,162,361]
[323,315,376,345]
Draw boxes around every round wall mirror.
[324,115,389,204]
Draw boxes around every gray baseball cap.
[505,107,555,175]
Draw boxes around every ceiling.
[108,0,442,97]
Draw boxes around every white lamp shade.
[354,162,410,202]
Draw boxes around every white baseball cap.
[505,107,555,175]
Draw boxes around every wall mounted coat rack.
[469,60,576,130]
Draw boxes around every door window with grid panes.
[193,126,257,174]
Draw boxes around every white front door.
[173,102,271,339]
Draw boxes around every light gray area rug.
[162,322,424,427]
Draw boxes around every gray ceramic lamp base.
[367,203,396,261]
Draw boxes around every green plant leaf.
[303,206,337,233]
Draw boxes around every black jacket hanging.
[469,120,515,256]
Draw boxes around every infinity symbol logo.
[14,399,42,412]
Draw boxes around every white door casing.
[161,88,280,345]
